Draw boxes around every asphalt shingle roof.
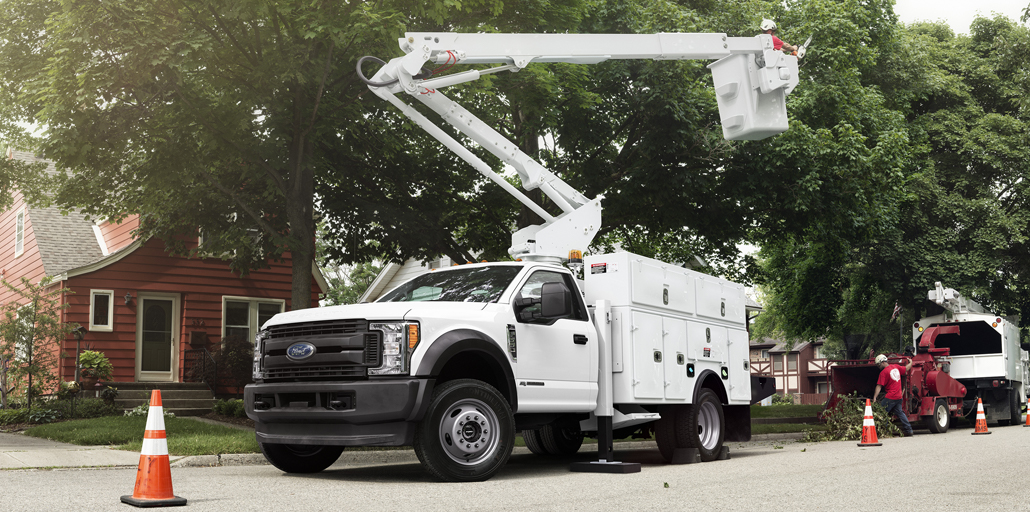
[9,149,105,276]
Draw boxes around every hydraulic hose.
[356,55,432,87]
[356,56,398,87]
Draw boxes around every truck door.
[512,269,596,412]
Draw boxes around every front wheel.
[413,379,515,482]
[677,388,725,462]
[260,443,344,473]
[925,399,950,434]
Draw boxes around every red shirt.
[771,35,785,51]
[877,364,906,400]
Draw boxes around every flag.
[890,302,902,322]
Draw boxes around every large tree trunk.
[288,139,316,311]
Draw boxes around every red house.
[1,149,326,391]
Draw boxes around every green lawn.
[23,416,259,456]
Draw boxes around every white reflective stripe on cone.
[141,437,169,456]
[145,406,166,431]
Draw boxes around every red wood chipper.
[825,326,967,433]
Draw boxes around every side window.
[515,270,588,323]
[89,290,115,332]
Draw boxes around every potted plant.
[78,350,114,390]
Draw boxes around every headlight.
[369,322,419,375]
[253,330,269,380]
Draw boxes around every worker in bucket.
[871,354,914,437]
[760,19,798,53]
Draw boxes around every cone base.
[857,442,882,446]
[120,495,187,508]
[971,431,992,435]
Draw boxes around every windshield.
[378,266,523,303]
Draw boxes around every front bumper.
[244,378,434,447]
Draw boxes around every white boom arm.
[362,32,799,262]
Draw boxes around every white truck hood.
[261,301,494,329]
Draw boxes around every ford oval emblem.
[286,342,316,361]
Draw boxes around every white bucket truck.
[246,30,796,481]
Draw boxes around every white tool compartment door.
[696,278,746,325]
[631,259,694,313]
[631,310,665,399]
[663,317,689,400]
[727,328,750,401]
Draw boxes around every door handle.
[574,334,588,345]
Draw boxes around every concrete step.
[106,382,210,391]
[100,381,217,417]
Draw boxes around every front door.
[512,269,596,413]
[136,294,180,382]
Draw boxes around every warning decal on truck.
[703,347,711,358]
[591,263,607,274]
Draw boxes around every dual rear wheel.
[655,388,725,462]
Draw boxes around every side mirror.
[539,282,571,319]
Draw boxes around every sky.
[892,0,1028,34]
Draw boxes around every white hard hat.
[761,19,777,31]
[875,354,888,364]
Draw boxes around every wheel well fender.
[694,369,729,404]
[414,329,517,412]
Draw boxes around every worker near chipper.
[760,19,798,53]
[871,354,914,437]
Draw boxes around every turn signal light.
[408,324,420,349]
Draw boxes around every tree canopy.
[0,0,1026,353]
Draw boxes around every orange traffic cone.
[972,397,991,435]
[857,399,882,447]
[120,390,187,507]
[1024,398,1029,427]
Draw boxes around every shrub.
[29,408,62,424]
[213,398,247,418]
[216,335,255,392]
[79,350,114,381]
[771,393,796,405]
[0,408,29,425]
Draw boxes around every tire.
[413,379,515,482]
[654,405,679,463]
[539,424,585,455]
[677,388,725,462]
[260,443,344,473]
[925,399,950,434]
[522,429,548,456]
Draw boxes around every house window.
[760,349,769,359]
[773,355,783,372]
[13,304,32,361]
[787,353,798,371]
[816,381,829,394]
[14,208,24,258]
[222,297,284,344]
[89,290,115,332]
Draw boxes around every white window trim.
[221,295,285,342]
[14,207,25,258]
[89,289,115,332]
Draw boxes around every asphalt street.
[1,422,1026,512]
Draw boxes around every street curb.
[171,453,269,468]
